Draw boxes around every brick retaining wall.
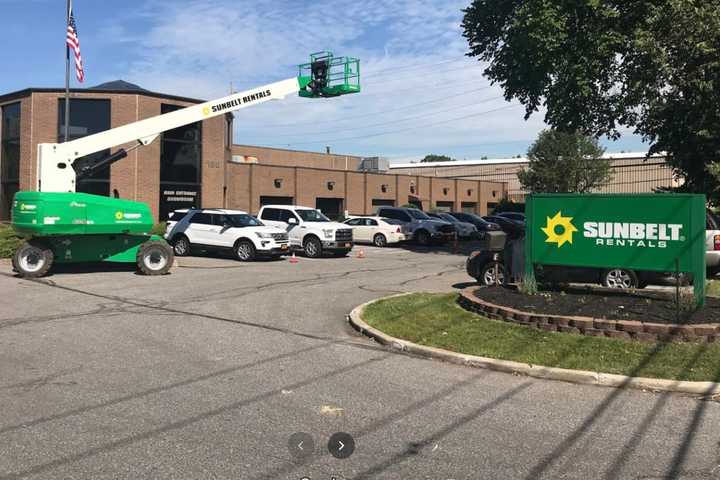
[458,289,719,343]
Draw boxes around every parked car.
[165,208,289,261]
[447,212,502,235]
[466,250,660,288]
[496,212,526,222]
[708,210,720,276]
[427,212,478,239]
[376,207,456,246]
[258,205,353,258]
[483,215,525,238]
[343,216,407,247]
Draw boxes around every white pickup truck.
[258,205,353,258]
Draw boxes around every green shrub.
[518,274,539,296]
[0,224,23,259]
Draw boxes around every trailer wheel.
[136,240,174,276]
[14,240,54,278]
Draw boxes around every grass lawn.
[708,280,720,298]
[363,293,720,382]
[0,224,23,259]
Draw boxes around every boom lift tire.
[13,240,54,278]
[136,240,174,276]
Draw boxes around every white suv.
[257,205,353,258]
[165,209,289,261]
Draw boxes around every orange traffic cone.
[289,252,298,264]
[357,249,365,259]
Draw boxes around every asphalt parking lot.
[1,244,719,480]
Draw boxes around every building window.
[160,104,202,219]
[1,102,21,220]
[435,201,454,212]
[58,99,111,196]
[372,199,395,208]
[461,202,477,214]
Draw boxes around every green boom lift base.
[11,192,172,276]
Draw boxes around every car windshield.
[408,209,431,220]
[229,214,263,227]
[438,213,457,223]
[296,209,330,222]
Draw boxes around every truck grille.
[335,229,353,242]
[439,224,455,234]
[271,232,289,241]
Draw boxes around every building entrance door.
[316,198,344,220]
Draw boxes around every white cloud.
[104,0,642,159]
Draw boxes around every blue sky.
[1,0,648,162]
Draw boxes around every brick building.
[0,82,506,221]
[390,153,680,203]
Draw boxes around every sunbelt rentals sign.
[525,194,706,302]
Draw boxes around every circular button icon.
[327,432,355,459]
[288,432,315,459]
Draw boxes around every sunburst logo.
[202,106,210,116]
[115,211,124,220]
[542,211,578,248]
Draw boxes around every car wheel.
[601,268,638,289]
[136,240,174,276]
[416,230,431,246]
[172,235,191,256]
[235,240,256,261]
[479,262,506,286]
[304,236,322,258]
[373,233,388,247]
[13,240,54,278]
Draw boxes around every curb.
[348,294,720,397]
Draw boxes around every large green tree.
[518,130,612,193]
[462,0,720,203]
[421,154,456,163]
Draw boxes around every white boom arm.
[38,77,302,192]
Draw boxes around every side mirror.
[223,222,232,229]
[288,218,298,225]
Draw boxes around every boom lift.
[11,52,360,278]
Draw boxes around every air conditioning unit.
[358,157,389,172]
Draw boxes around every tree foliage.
[518,130,612,194]
[462,0,720,202]
[421,154,455,163]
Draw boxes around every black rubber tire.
[478,262,506,286]
[136,240,174,276]
[303,236,323,258]
[171,235,191,257]
[13,240,54,278]
[415,230,431,246]
[601,268,638,289]
[373,233,388,247]
[235,240,256,262]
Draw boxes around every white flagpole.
[63,0,71,143]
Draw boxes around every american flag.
[66,3,85,83]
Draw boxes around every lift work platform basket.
[299,51,360,98]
